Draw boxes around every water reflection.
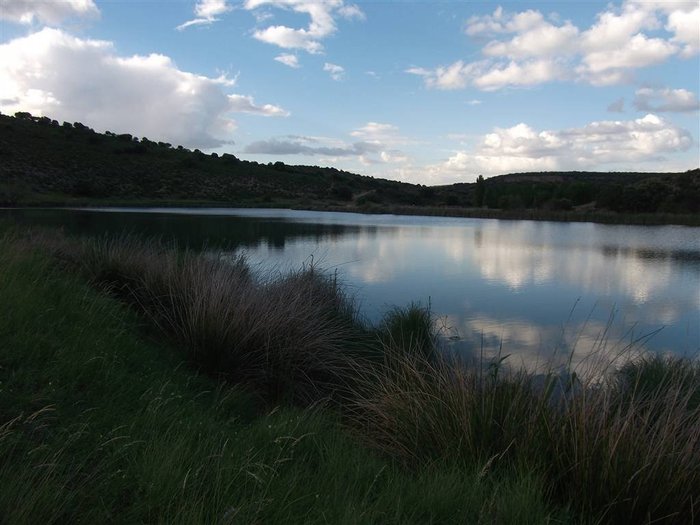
[4,207,699,365]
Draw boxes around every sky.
[0,0,698,185]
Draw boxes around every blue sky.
[1,0,698,184]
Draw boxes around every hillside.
[1,112,698,221]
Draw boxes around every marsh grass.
[0,232,570,524]
[379,302,437,362]
[349,341,700,524]
[27,231,375,405]
[5,227,699,523]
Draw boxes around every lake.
[4,207,699,371]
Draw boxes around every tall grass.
[0,231,570,524]
[349,345,700,524]
[30,231,373,404]
[10,227,700,523]
[379,302,437,362]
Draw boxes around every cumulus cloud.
[666,6,700,57]
[580,2,659,51]
[428,114,693,182]
[481,20,579,58]
[407,58,562,91]
[578,33,677,85]
[412,1,698,91]
[475,59,563,91]
[0,0,99,25]
[634,87,700,112]
[245,122,410,166]
[323,62,345,81]
[274,53,300,68]
[0,28,287,148]
[177,0,231,30]
[243,0,364,54]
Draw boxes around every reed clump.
[349,341,700,524]
[33,232,371,405]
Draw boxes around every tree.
[475,175,486,207]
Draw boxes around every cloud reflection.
[441,311,654,377]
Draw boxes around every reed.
[348,344,700,524]
[28,231,372,404]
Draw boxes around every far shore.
[5,198,700,227]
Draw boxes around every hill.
[1,111,698,222]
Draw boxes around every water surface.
[5,207,699,370]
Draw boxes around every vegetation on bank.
[2,226,699,523]
[1,111,699,225]
[0,231,569,524]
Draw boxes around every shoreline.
[5,199,700,227]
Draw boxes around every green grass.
[0,232,572,524]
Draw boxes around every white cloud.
[406,61,481,90]
[578,33,677,83]
[338,4,365,20]
[407,58,562,91]
[0,28,287,148]
[274,53,300,68]
[228,94,289,116]
[474,59,562,91]
[0,0,99,25]
[323,62,345,81]
[413,2,697,91]
[243,0,364,54]
[581,3,659,51]
[424,114,693,183]
[666,6,700,57]
[465,7,547,36]
[350,122,408,146]
[482,20,579,58]
[177,0,231,30]
[634,87,700,112]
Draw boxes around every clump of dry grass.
[349,345,700,524]
[30,232,370,404]
[548,365,700,524]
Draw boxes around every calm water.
[5,207,699,369]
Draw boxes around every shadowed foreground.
[1,228,698,523]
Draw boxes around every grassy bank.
[2,228,699,523]
[0,231,572,524]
